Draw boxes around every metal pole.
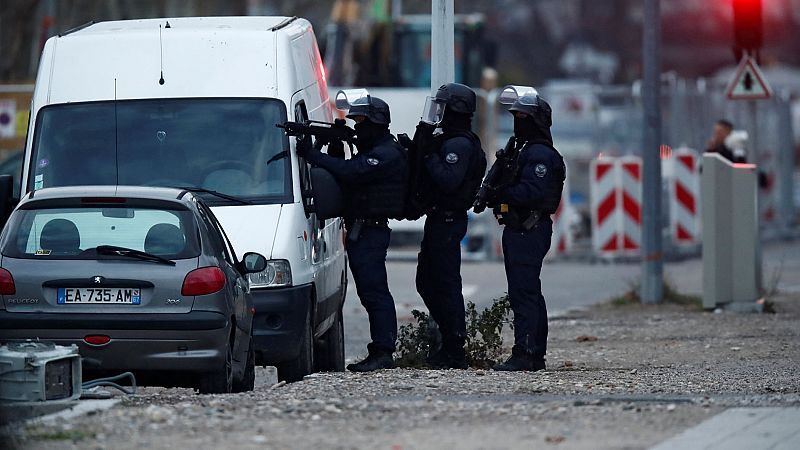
[641,0,663,304]
[748,98,764,294]
[778,92,796,236]
[431,0,454,93]
[392,0,403,20]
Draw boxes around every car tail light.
[84,335,111,345]
[182,267,225,296]
[0,268,15,295]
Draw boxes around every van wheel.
[315,308,345,372]
[232,339,255,393]
[197,344,233,394]
[277,305,314,382]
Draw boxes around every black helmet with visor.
[335,89,391,125]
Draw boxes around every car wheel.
[197,343,234,394]
[276,304,313,382]
[232,339,255,393]
[314,308,345,372]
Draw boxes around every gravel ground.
[4,294,799,450]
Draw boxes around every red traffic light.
[733,0,763,51]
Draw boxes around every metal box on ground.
[0,342,82,402]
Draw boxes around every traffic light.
[733,0,763,52]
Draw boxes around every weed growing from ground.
[395,296,513,369]
[609,278,702,310]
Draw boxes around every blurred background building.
[3,0,800,84]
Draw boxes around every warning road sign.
[726,56,772,100]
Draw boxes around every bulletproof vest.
[344,137,408,220]
[431,131,487,212]
[524,142,565,215]
[494,142,565,229]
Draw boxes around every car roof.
[19,185,197,208]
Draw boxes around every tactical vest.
[494,142,565,230]
[432,131,487,212]
[344,139,408,220]
[538,143,566,215]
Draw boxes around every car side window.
[196,203,231,263]
[204,205,239,266]
[196,201,240,267]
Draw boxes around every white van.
[8,17,347,382]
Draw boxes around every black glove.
[327,140,346,159]
[413,121,437,156]
[414,121,436,139]
[295,134,313,158]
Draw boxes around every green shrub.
[395,309,436,368]
[395,296,513,369]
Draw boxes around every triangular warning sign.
[726,56,772,100]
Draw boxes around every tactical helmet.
[335,89,391,125]
[347,96,391,125]
[434,83,477,114]
[509,94,552,128]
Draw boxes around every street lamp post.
[430,0,454,92]
[641,0,663,304]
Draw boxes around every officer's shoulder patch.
[535,163,548,178]
[445,152,459,164]
[366,157,380,166]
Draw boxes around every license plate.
[57,288,141,305]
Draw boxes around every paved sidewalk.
[651,407,800,450]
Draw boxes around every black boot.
[492,349,545,372]
[426,347,468,369]
[347,351,394,372]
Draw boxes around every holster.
[497,207,542,232]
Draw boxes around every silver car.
[0,186,267,394]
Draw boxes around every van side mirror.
[309,167,344,220]
[0,175,15,230]
[240,252,268,274]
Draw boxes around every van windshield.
[29,98,291,206]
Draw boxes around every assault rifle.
[472,136,520,214]
[276,119,355,156]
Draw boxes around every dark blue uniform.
[303,134,407,355]
[417,133,483,357]
[493,141,563,359]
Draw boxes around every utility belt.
[427,206,467,223]
[346,218,388,242]
[494,205,543,231]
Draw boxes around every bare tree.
[1,0,42,80]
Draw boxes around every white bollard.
[701,153,761,312]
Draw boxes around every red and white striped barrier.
[548,176,573,258]
[590,156,642,257]
[619,156,642,254]
[590,158,619,256]
[669,148,700,246]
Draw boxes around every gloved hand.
[327,140,346,159]
[414,121,436,138]
[413,121,437,156]
[295,134,313,158]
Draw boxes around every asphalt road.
[343,239,800,360]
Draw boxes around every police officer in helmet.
[414,83,486,369]
[297,91,408,372]
[488,86,565,371]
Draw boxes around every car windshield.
[29,98,291,206]
[1,206,200,260]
